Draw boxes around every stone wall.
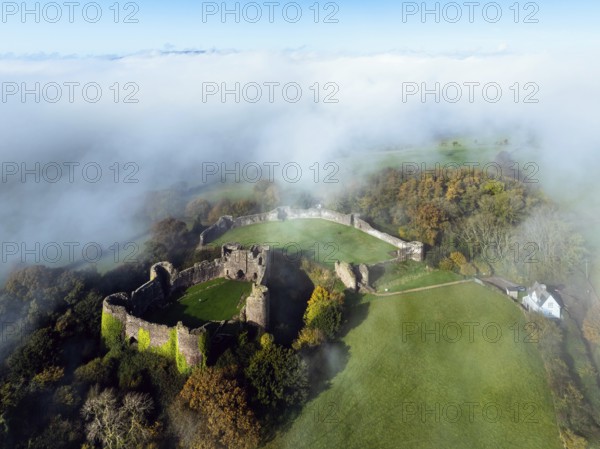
[352,216,424,262]
[335,261,358,291]
[358,264,369,287]
[198,206,423,262]
[245,284,269,329]
[102,291,206,368]
[101,244,272,369]
[129,277,166,316]
[221,243,271,286]
[199,215,234,246]
[171,259,223,294]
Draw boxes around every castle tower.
[245,283,269,329]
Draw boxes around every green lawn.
[371,260,463,292]
[143,278,251,328]
[264,283,562,449]
[212,219,398,267]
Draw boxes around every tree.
[300,286,344,340]
[449,251,467,267]
[583,302,600,345]
[414,202,449,246]
[438,257,454,271]
[245,343,308,409]
[253,180,280,211]
[4,265,89,325]
[81,387,154,449]
[185,197,212,220]
[561,429,588,449]
[145,217,193,267]
[180,367,260,449]
[74,357,114,385]
[208,198,234,223]
[8,327,59,378]
[460,263,477,276]
[167,397,213,449]
[473,259,493,276]
[293,327,326,350]
[231,199,260,217]
[511,207,586,282]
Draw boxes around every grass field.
[263,283,562,449]
[143,278,251,328]
[212,219,398,267]
[371,260,463,292]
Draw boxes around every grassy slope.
[372,260,463,292]
[144,278,251,328]
[264,283,562,449]
[563,315,600,417]
[212,219,398,267]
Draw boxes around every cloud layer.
[0,48,598,277]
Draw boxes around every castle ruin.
[101,244,271,370]
[198,206,424,262]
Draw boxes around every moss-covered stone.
[152,328,190,374]
[101,310,123,349]
[198,331,210,368]
[137,328,151,351]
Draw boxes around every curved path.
[366,279,471,297]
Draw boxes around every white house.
[522,282,562,319]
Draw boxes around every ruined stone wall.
[199,215,234,246]
[335,261,358,291]
[245,284,269,329]
[102,293,129,323]
[129,278,166,316]
[101,245,272,369]
[124,314,173,349]
[232,208,282,227]
[352,216,424,262]
[221,243,270,285]
[171,260,224,293]
[198,206,423,262]
[102,292,207,368]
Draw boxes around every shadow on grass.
[264,273,370,443]
[268,251,315,346]
[368,263,386,286]
[144,301,208,329]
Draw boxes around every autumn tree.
[293,286,345,349]
[207,198,234,223]
[414,202,449,246]
[179,367,260,449]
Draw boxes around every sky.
[0,0,599,278]
[0,1,598,55]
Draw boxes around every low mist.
[0,49,598,280]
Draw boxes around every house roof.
[528,281,563,308]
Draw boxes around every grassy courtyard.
[263,282,562,449]
[143,278,251,328]
[212,219,398,267]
